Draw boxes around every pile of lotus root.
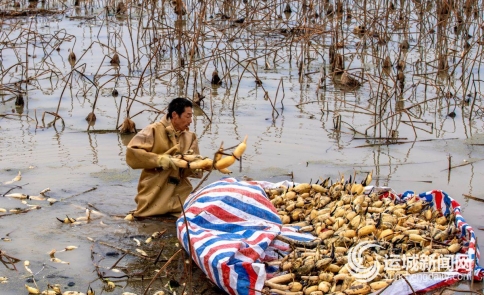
[263,174,464,295]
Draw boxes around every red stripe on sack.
[281,226,298,233]
[184,231,216,265]
[451,200,460,209]
[237,247,261,262]
[187,230,214,244]
[270,240,291,251]
[467,230,473,240]
[433,190,443,212]
[474,271,484,281]
[187,205,246,222]
[196,186,273,208]
[195,187,248,198]
[241,261,258,295]
[468,242,476,253]
[379,192,390,200]
[245,232,278,245]
[221,263,236,295]
[456,222,464,230]
[243,231,276,252]
[203,242,241,283]
[190,185,245,199]
[234,233,278,262]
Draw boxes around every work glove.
[157,154,177,170]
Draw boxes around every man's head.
[167,97,193,132]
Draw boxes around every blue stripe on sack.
[186,215,277,233]
[176,221,207,240]
[212,247,260,295]
[402,191,414,200]
[461,224,469,239]
[210,180,266,199]
[187,230,270,258]
[280,227,316,241]
[187,230,263,274]
[281,232,315,242]
[177,226,206,268]
[233,261,253,295]
[209,252,238,294]
[418,192,435,207]
[266,265,279,273]
[196,179,267,197]
[192,235,236,282]
[443,192,452,215]
[186,195,282,224]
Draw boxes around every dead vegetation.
[0,0,483,294]
[0,0,484,293]
[0,0,482,141]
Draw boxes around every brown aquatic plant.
[382,56,392,68]
[397,70,405,83]
[67,48,76,67]
[211,69,222,85]
[353,25,365,35]
[172,0,187,15]
[119,117,137,134]
[193,89,205,107]
[331,53,344,74]
[396,59,406,70]
[116,1,127,14]
[438,55,449,73]
[335,1,344,14]
[340,71,362,89]
[86,112,96,123]
[15,94,24,106]
[463,0,476,12]
[283,3,292,13]
[329,43,336,64]
[400,40,410,50]
[346,8,352,19]
[110,53,120,66]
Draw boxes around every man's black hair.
[167,97,192,119]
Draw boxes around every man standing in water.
[126,97,203,217]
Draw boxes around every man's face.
[171,107,193,131]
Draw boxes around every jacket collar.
[161,116,187,139]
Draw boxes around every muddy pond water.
[1,0,484,294]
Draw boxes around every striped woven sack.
[176,177,314,295]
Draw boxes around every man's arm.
[126,126,161,170]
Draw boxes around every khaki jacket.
[126,116,200,217]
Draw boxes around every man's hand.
[157,154,177,170]
[190,158,213,173]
